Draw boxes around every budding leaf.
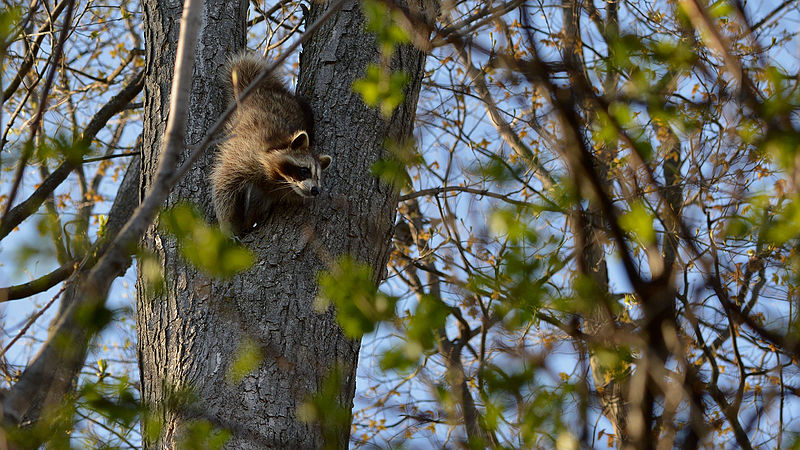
[353,64,408,118]
[159,203,254,278]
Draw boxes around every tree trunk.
[136,0,429,447]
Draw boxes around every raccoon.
[210,52,332,235]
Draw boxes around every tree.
[2,0,800,448]
[136,0,431,447]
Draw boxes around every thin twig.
[0,283,68,360]
[0,70,144,241]
[400,186,532,207]
[81,151,140,164]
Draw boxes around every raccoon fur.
[210,52,332,235]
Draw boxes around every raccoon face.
[274,131,332,198]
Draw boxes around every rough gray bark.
[136,0,249,446]
[136,0,430,447]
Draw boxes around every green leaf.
[74,302,114,334]
[651,39,695,69]
[709,0,734,18]
[227,339,263,384]
[80,378,142,427]
[607,103,653,160]
[371,138,421,191]
[138,249,166,296]
[0,7,21,45]
[159,203,255,278]
[607,34,643,70]
[297,366,352,450]
[594,110,619,145]
[489,208,528,241]
[619,201,656,245]
[179,420,231,450]
[724,216,751,239]
[362,0,410,56]
[765,195,800,245]
[761,130,800,170]
[37,135,92,164]
[316,255,397,338]
[371,157,412,191]
[379,347,418,372]
[590,345,634,382]
[352,64,409,117]
[405,294,449,350]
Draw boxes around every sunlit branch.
[750,0,796,31]
[0,261,76,303]
[400,186,533,207]
[77,151,140,164]
[38,164,71,264]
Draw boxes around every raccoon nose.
[310,186,319,196]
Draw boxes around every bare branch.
[0,262,76,303]
[400,186,533,206]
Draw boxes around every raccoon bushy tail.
[225,52,286,101]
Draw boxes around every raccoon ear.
[319,154,332,170]
[290,131,309,150]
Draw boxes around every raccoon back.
[224,52,287,100]
[223,52,312,147]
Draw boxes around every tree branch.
[0,70,143,241]
[400,186,532,206]
[0,262,76,303]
